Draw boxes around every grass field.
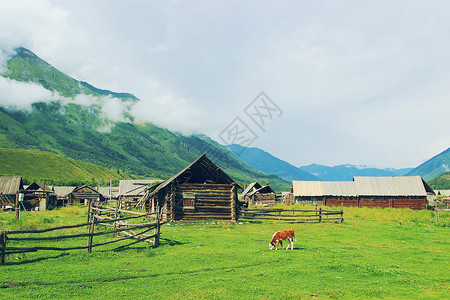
[0,205,449,299]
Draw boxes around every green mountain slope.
[0,47,288,191]
[428,172,450,190]
[0,148,132,186]
[406,148,450,181]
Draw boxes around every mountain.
[406,148,450,181]
[228,144,318,181]
[299,164,414,181]
[228,144,414,182]
[0,47,289,191]
[0,148,132,186]
[427,171,450,190]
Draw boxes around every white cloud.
[0,76,57,109]
[0,0,449,168]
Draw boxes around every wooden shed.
[292,176,434,210]
[66,185,104,206]
[143,154,242,222]
[23,182,56,211]
[0,176,23,211]
[241,182,276,206]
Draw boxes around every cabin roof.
[0,176,23,195]
[147,153,240,197]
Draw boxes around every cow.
[269,230,296,250]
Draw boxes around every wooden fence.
[0,202,162,264]
[239,207,344,223]
[434,207,450,225]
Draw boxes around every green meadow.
[0,205,448,299]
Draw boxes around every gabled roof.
[247,185,275,197]
[72,185,102,195]
[147,153,240,197]
[241,182,263,197]
[52,186,76,197]
[25,182,53,192]
[0,176,23,195]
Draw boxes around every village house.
[142,154,243,222]
[240,182,277,206]
[292,176,434,210]
[23,182,56,211]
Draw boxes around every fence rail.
[239,207,344,223]
[0,202,162,264]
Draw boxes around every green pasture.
[0,205,449,299]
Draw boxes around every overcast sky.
[1,0,449,169]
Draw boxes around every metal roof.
[292,181,324,197]
[293,176,429,197]
[52,186,76,197]
[119,180,159,196]
[353,176,428,196]
[322,181,359,197]
[0,176,23,195]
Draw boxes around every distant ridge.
[228,144,319,181]
[406,148,450,181]
[228,144,415,182]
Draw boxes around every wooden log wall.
[173,183,234,221]
[324,196,427,210]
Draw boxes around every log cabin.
[142,154,243,222]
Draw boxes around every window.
[182,193,196,210]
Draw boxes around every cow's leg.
[275,240,280,250]
[285,238,291,250]
[290,237,294,250]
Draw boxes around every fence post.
[87,203,95,253]
[1,231,6,264]
[319,207,322,223]
[435,209,440,225]
[15,193,20,219]
[154,205,161,247]
[341,203,344,222]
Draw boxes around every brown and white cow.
[269,230,296,250]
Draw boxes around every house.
[23,182,56,210]
[143,154,243,222]
[292,176,434,210]
[66,185,104,206]
[0,176,23,211]
[241,182,276,206]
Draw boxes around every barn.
[241,182,276,206]
[143,154,242,222]
[0,176,23,211]
[292,176,434,210]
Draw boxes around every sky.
[0,0,449,169]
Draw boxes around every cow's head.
[269,242,275,250]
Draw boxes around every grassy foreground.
[0,205,449,299]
